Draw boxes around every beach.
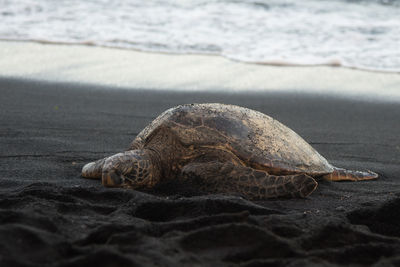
[1,41,400,102]
[0,41,400,266]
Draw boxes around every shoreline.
[3,38,399,74]
[1,40,400,102]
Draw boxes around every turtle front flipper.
[323,168,378,181]
[181,162,318,199]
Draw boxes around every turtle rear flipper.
[323,168,378,181]
[181,162,318,199]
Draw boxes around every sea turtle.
[82,103,378,199]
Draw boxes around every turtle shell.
[131,103,334,176]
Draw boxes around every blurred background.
[1,0,399,72]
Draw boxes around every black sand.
[0,77,399,266]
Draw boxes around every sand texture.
[0,78,400,266]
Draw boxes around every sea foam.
[1,0,400,72]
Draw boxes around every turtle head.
[101,149,162,189]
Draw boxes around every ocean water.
[1,0,399,72]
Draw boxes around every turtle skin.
[82,103,378,199]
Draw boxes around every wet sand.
[0,77,399,266]
[1,41,400,102]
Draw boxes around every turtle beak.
[82,157,107,179]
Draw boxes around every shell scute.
[133,103,334,175]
